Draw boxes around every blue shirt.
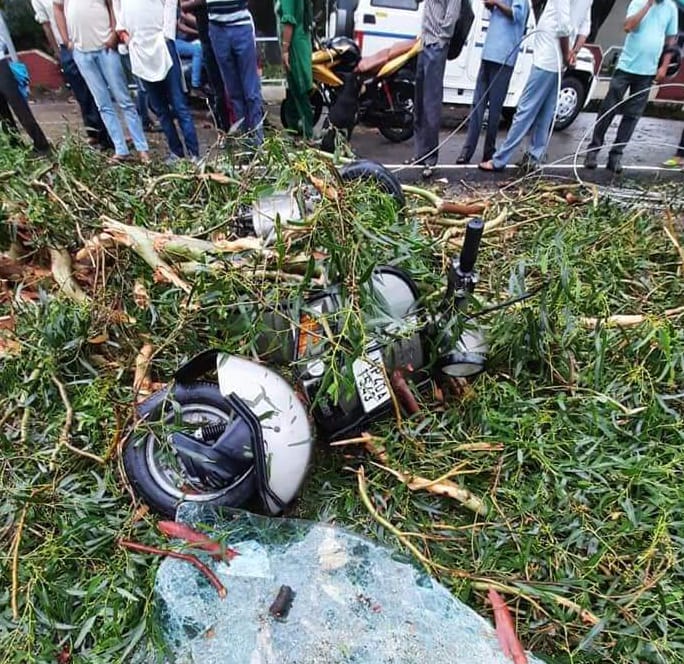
[618,0,679,76]
[482,0,530,67]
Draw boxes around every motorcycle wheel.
[378,79,415,143]
[339,160,405,208]
[123,382,256,518]
[280,90,324,132]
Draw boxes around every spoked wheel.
[123,382,256,517]
[378,79,415,143]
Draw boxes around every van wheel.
[554,75,586,131]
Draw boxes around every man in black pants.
[180,0,232,132]
[0,17,50,154]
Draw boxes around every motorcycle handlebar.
[459,218,484,274]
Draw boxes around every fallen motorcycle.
[123,165,487,518]
[280,35,420,143]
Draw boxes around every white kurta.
[116,0,178,82]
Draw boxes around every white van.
[331,0,599,130]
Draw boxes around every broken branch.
[119,539,226,598]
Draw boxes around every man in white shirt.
[479,0,593,172]
[116,0,199,161]
[53,0,149,162]
[32,0,111,148]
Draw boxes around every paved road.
[30,96,684,184]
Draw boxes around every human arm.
[483,0,513,19]
[548,0,572,65]
[178,12,199,37]
[656,35,678,82]
[439,0,463,43]
[52,1,71,50]
[41,22,60,56]
[103,0,119,50]
[624,0,652,33]
[180,0,205,9]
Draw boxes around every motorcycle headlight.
[438,326,487,378]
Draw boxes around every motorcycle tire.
[378,78,415,144]
[280,90,324,132]
[123,381,256,518]
[339,160,405,208]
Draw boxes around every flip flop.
[478,160,505,172]
[662,157,684,169]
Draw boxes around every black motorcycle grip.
[459,218,485,273]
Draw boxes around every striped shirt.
[422,0,462,48]
[207,0,251,25]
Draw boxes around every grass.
[0,133,683,663]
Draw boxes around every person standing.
[180,0,233,132]
[117,0,200,162]
[53,0,150,162]
[206,0,263,144]
[276,0,314,139]
[32,0,111,148]
[411,0,462,178]
[0,11,51,154]
[479,0,592,172]
[176,9,205,96]
[584,0,678,173]
[457,0,529,164]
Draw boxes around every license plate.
[352,348,391,414]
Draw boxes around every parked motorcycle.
[280,36,420,143]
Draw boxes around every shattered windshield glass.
[151,504,544,663]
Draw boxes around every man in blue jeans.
[53,0,149,162]
[117,0,200,162]
[479,0,592,173]
[457,0,529,164]
[206,0,263,144]
[411,0,462,178]
[584,0,678,173]
[32,0,111,148]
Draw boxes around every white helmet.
[123,351,313,517]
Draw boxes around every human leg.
[608,73,652,158]
[165,41,200,156]
[414,43,448,167]
[286,30,314,138]
[489,67,556,169]
[460,61,492,163]
[60,45,109,144]
[74,49,130,155]
[0,58,50,152]
[145,78,183,157]
[176,39,203,89]
[209,23,246,123]
[526,71,561,163]
[99,49,149,153]
[587,70,631,155]
[483,63,513,162]
[230,22,263,143]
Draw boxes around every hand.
[118,30,131,45]
[66,40,74,51]
[566,50,577,68]
[484,0,496,8]
[282,49,290,72]
[104,31,119,51]
[655,64,668,83]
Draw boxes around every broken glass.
[153,503,544,663]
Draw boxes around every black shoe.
[144,121,163,133]
[584,151,598,169]
[456,154,469,165]
[606,154,623,174]
[421,165,434,179]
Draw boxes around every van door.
[354,0,423,56]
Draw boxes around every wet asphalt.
[30,95,684,186]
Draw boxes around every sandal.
[662,156,684,169]
[478,160,505,172]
